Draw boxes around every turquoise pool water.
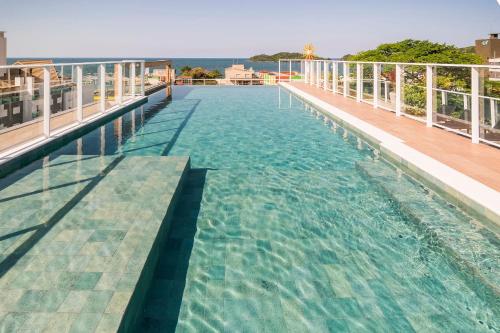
[2,87,499,332]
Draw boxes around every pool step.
[356,159,500,297]
[0,155,190,333]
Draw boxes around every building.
[0,32,7,77]
[0,60,77,130]
[489,57,500,81]
[224,64,255,84]
[475,33,500,62]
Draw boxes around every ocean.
[6,58,301,74]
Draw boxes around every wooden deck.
[288,82,500,193]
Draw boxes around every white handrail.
[0,60,145,69]
[287,58,500,147]
[279,58,500,69]
[0,60,149,153]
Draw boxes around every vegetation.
[459,46,476,54]
[178,66,222,79]
[345,39,483,64]
[250,52,327,62]
[345,40,487,116]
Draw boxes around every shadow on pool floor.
[140,168,208,332]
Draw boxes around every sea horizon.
[7,57,289,73]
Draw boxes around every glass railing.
[0,66,45,150]
[279,59,500,147]
[0,60,146,153]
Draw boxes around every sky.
[1,0,499,58]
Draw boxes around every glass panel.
[348,63,357,98]
[336,63,344,93]
[123,63,133,102]
[433,65,471,135]
[82,64,100,119]
[480,66,500,145]
[135,62,141,94]
[0,66,44,150]
[50,64,78,131]
[402,64,426,121]
[362,64,374,103]
[378,64,396,111]
[323,62,331,90]
[105,63,117,109]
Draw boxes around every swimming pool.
[1,87,498,332]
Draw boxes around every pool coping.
[0,96,148,179]
[280,82,500,228]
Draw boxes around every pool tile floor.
[0,154,189,332]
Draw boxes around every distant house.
[11,59,61,83]
[475,33,500,62]
[175,75,193,85]
[224,64,255,84]
[475,34,500,82]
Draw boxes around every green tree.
[345,40,484,116]
[180,66,192,74]
[206,70,222,79]
[345,39,483,65]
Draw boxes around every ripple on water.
[137,87,498,333]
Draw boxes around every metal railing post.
[395,64,402,116]
[100,64,106,112]
[278,60,281,83]
[117,63,123,105]
[323,61,328,90]
[490,99,497,128]
[316,61,321,88]
[76,65,83,122]
[441,91,447,105]
[426,65,434,127]
[43,67,51,137]
[130,62,136,97]
[356,63,362,102]
[289,60,292,82]
[471,67,480,143]
[384,81,389,103]
[332,61,338,94]
[309,61,313,85]
[305,61,309,84]
[373,63,379,108]
[343,62,349,97]
[140,61,145,96]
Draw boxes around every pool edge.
[280,82,500,229]
[0,96,148,180]
[117,156,191,333]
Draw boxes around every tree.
[206,70,222,79]
[345,40,485,116]
[180,66,192,74]
[345,39,483,65]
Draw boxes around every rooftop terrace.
[0,59,498,332]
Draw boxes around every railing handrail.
[280,58,500,148]
[279,58,500,69]
[0,59,145,70]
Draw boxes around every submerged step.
[356,158,500,297]
[0,154,189,332]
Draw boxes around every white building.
[489,57,500,81]
[0,32,6,77]
[224,64,254,80]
